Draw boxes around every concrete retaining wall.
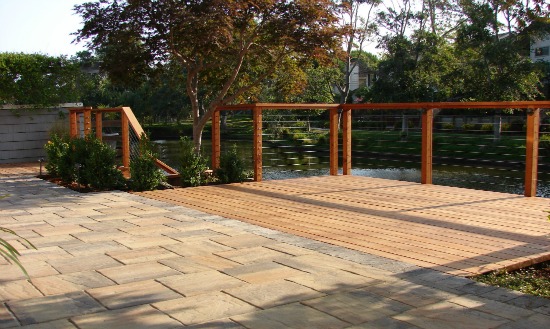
[0,103,81,164]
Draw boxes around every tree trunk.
[192,125,203,154]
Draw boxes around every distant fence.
[0,103,82,164]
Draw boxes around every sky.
[0,0,87,56]
[0,0,380,57]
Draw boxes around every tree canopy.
[75,0,342,150]
[0,53,82,106]
[366,0,550,103]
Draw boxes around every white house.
[349,60,377,91]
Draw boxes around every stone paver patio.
[1,169,549,328]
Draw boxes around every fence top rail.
[69,107,127,114]
[342,101,550,110]
[216,101,550,112]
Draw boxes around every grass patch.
[473,260,550,298]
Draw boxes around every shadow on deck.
[138,175,550,277]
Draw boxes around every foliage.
[75,0,342,151]
[473,261,550,298]
[366,0,550,104]
[454,1,546,101]
[79,137,126,190]
[76,52,191,123]
[178,137,209,187]
[334,0,380,103]
[129,134,166,191]
[369,33,456,102]
[215,145,249,184]
[45,134,70,178]
[0,53,82,106]
[300,63,340,103]
[44,134,126,190]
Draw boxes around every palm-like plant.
[1,195,36,278]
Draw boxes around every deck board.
[137,175,550,276]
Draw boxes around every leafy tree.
[334,0,380,103]
[0,53,81,106]
[301,63,341,103]
[370,32,456,102]
[75,51,190,122]
[454,0,548,101]
[75,0,341,152]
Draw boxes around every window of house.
[535,46,549,57]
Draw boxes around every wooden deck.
[138,175,550,277]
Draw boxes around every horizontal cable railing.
[213,101,550,197]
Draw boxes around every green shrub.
[480,123,493,131]
[130,134,166,191]
[178,137,209,187]
[80,137,126,190]
[441,123,455,130]
[45,133,70,177]
[462,123,476,131]
[215,145,248,184]
[44,134,126,190]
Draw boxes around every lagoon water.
[154,139,550,198]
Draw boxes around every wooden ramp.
[138,175,550,276]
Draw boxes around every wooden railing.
[213,101,550,197]
[68,107,178,177]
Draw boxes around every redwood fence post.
[211,109,221,170]
[83,108,92,136]
[524,108,540,197]
[329,107,339,175]
[121,110,130,169]
[342,106,352,175]
[95,111,102,140]
[421,108,434,184]
[69,110,78,138]
[253,106,263,182]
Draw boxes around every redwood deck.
[138,175,550,277]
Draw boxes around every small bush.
[215,145,248,184]
[44,134,126,190]
[480,123,493,132]
[462,123,476,131]
[178,137,209,187]
[441,123,455,130]
[81,137,126,190]
[45,134,70,177]
[130,134,166,191]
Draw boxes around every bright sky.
[0,0,381,57]
[0,0,87,56]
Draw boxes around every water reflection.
[153,139,550,198]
